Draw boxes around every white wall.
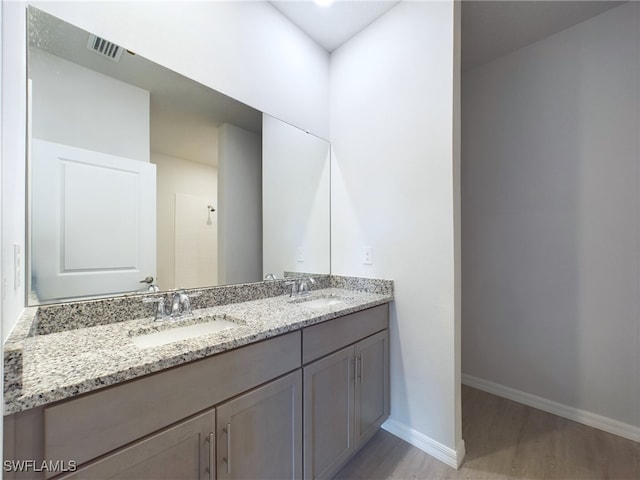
[330,1,463,467]
[263,114,330,278]
[2,1,27,342]
[1,0,330,339]
[218,124,262,285]
[462,2,640,438]
[30,48,150,162]
[152,152,217,290]
[30,0,330,139]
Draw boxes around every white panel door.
[31,139,156,302]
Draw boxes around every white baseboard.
[382,418,466,469]
[462,374,640,443]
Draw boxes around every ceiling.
[461,1,625,71]
[270,0,624,70]
[270,1,400,52]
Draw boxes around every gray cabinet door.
[354,330,389,447]
[59,409,215,480]
[303,346,355,480]
[216,370,302,480]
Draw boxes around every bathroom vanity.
[3,277,392,480]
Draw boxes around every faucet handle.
[284,280,297,297]
[298,276,316,295]
[171,291,194,318]
[180,295,192,317]
[142,296,168,321]
[142,296,165,305]
[172,290,201,298]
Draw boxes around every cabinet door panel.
[216,371,302,480]
[303,346,354,480]
[355,330,389,447]
[59,409,214,480]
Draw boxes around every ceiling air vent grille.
[86,34,123,62]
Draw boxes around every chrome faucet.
[170,291,192,318]
[143,290,198,321]
[285,276,316,297]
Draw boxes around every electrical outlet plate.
[297,246,304,263]
[363,246,373,265]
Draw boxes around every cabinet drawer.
[57,409,215,480]
[302,305,388,364]
[44,332,300,469]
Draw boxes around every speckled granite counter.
[4,276,393,415]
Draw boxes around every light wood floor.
[334,385,640,479]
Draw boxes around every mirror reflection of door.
[31,139,156,302]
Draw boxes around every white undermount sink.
[290,294,351,309]
[131,316,240,348]
[301,297,346,308]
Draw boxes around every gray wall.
[462,2,639,433]
[217,124,262,285]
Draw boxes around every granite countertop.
[4,282,393,415]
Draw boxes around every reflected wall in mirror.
[27,6,330,305]
[263,115,331,277]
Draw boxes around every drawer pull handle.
[207,433,215,480]
[352,357,357,384]
[223,423,231,475]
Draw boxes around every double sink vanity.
[3,275,393,479]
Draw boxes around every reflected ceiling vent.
[86,34,123,62]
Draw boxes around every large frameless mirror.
[27,6,330,305]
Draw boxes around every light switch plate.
[14,244,21,289]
